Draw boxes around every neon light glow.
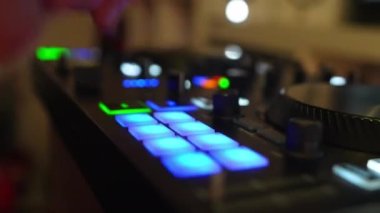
[203,78,219,89]
[148,64,163,77]
[120,103,129,108]
[36,47,70,61]
[122,79,160,88]
[153,112,194,124]
[210,147,269,171]
[146,100,198,112]
[192,76,231,90]
[184,80,192,90]
[98,102,151,116]
[166,100,176,106]
[188,133,238,151]
[367,159,380,175]
[169,121,214,136]
[333,164,380,191]
[192,76,208,87]
[128,124,174,140]
[70,48,99,61]
[190,97,213,110]
[115,114,157,127]
[218,77,230,89]
[161,152,222,178]
[224,44,243,60]
[330,76,347,86]
[143,136,195,157]
[239,97,250,106]
[120,62,142,77]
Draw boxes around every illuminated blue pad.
[162,152,222,178]
[187,133,238,151]
[129,124,174,140]
[154,112,194,124]
[210,147,269,171]
[169,121,214,136]
[143,136,195,157]
[115,114,157,127]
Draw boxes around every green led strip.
[36,47,70,61]
[98,102,151,116]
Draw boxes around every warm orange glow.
[202,79,218,89]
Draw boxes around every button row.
[115,112,269,178]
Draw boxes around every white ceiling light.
[225,0,250,24]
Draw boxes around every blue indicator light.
[154,112,194,124]
[115,114,157,127]
[143,137,195,157]
[129,124,174,140]
[146,100,198,112]
[137,79,145,87]
[161,152,222,178]
[166,100,177,106]
[123,79,160,89]
[149,79,160,87]
[192,76,207,87]
[210,147,269,171]
[70,48,99,61]
[187,133,238,150]
[170,121,214,136]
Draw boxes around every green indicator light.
[120,103,129,108]
[218,77,230,90]
[99,102,151,116]
[36,47,70,61]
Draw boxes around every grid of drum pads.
[115,111,269,178]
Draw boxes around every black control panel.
[32,48,380,212]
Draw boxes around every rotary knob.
[212,90,240,118]
[285,118,323,160]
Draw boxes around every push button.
[143,136,195,157]
[116,114,157,127]
[154,112,194,124]
[129,124,174,140]
[161,152,222,178]
[188,133,238,151]
[210,147,269,171]
[169,121,214,136]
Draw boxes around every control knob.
[212,90,240,118]
[285,118,323,160]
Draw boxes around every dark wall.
[348,0,380,25]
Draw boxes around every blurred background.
[1,0,380,212]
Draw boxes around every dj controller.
[32,47,380,212]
